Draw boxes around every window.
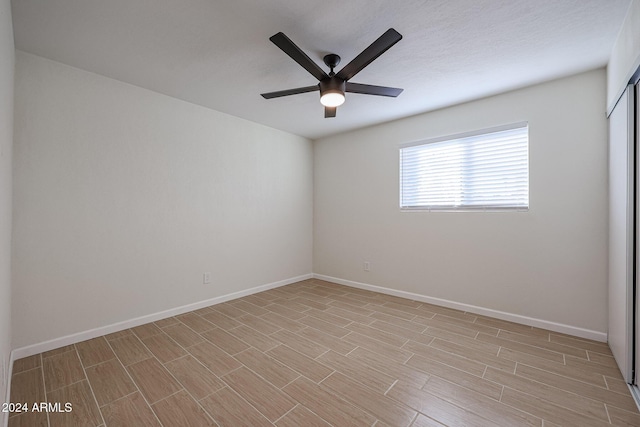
[399,123,529,211]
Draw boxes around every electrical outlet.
[364,261,370,272]
[203,272,211,284]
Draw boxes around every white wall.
[12,52,313,349]
[608,0,640,111]
[314,69,608,335]
[0,0,13,421]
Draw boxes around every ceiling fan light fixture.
[320,91,345,107]
[319,78,346,107]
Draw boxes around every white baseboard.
[8,270,608,366]
[10,273,313,360]
[630,384,640,413]
[313,274,607,342]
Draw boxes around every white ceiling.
[11,0,631,140]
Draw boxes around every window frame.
[399,122,529,212]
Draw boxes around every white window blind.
[400,123,529,210]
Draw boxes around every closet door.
[609,85,634,383]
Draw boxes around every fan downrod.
[323,54,341,75]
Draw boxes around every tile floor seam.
[223,327,275,353]
[314,374,385,426]
[495,334,576,357]
[271,402,300,424]
[153,331,187,356]
[604,403,612,424]
[278,373,303,390]
[515,361,610,390]
[79,358,114,370]
[219,364,243,378]
[150,387,187,406]
[46,377,88,394]
[315,369,336,384]
[235,356,302,391]
[103,332,165,427]
[313,349,332,361]
[96,390,138,409]
[194,388,219,404]
[257,312,292,329]
[175,318,210,337]
[41,346,76,359]
[561,342,608,355]
[12,361,42,376]
[412,340,489,375]
[39,354,51,427]
[344,346,359,357]
[291,394,340,426]
[515,364,616,396]
[384,379,398,396]
[210,377,283,425]
[156,332,244,418]
[121,337,184,406]
[482,365,489,378]
[407,411,419,426]
[504,374,622,410]
[500,381,615,425]
[453,383,546,426]
[75,346,107,427]
[411,384,502,427]
[148,379,211,425]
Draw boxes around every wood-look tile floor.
[8,279,640,427]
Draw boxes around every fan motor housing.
[319,77,345,94]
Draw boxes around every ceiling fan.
[261,28,403,118]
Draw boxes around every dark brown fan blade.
[324,106,336,118]
[261,85,319,99]
[346,82,403,97]
[336,29,402,81]
[270,32,329,81]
